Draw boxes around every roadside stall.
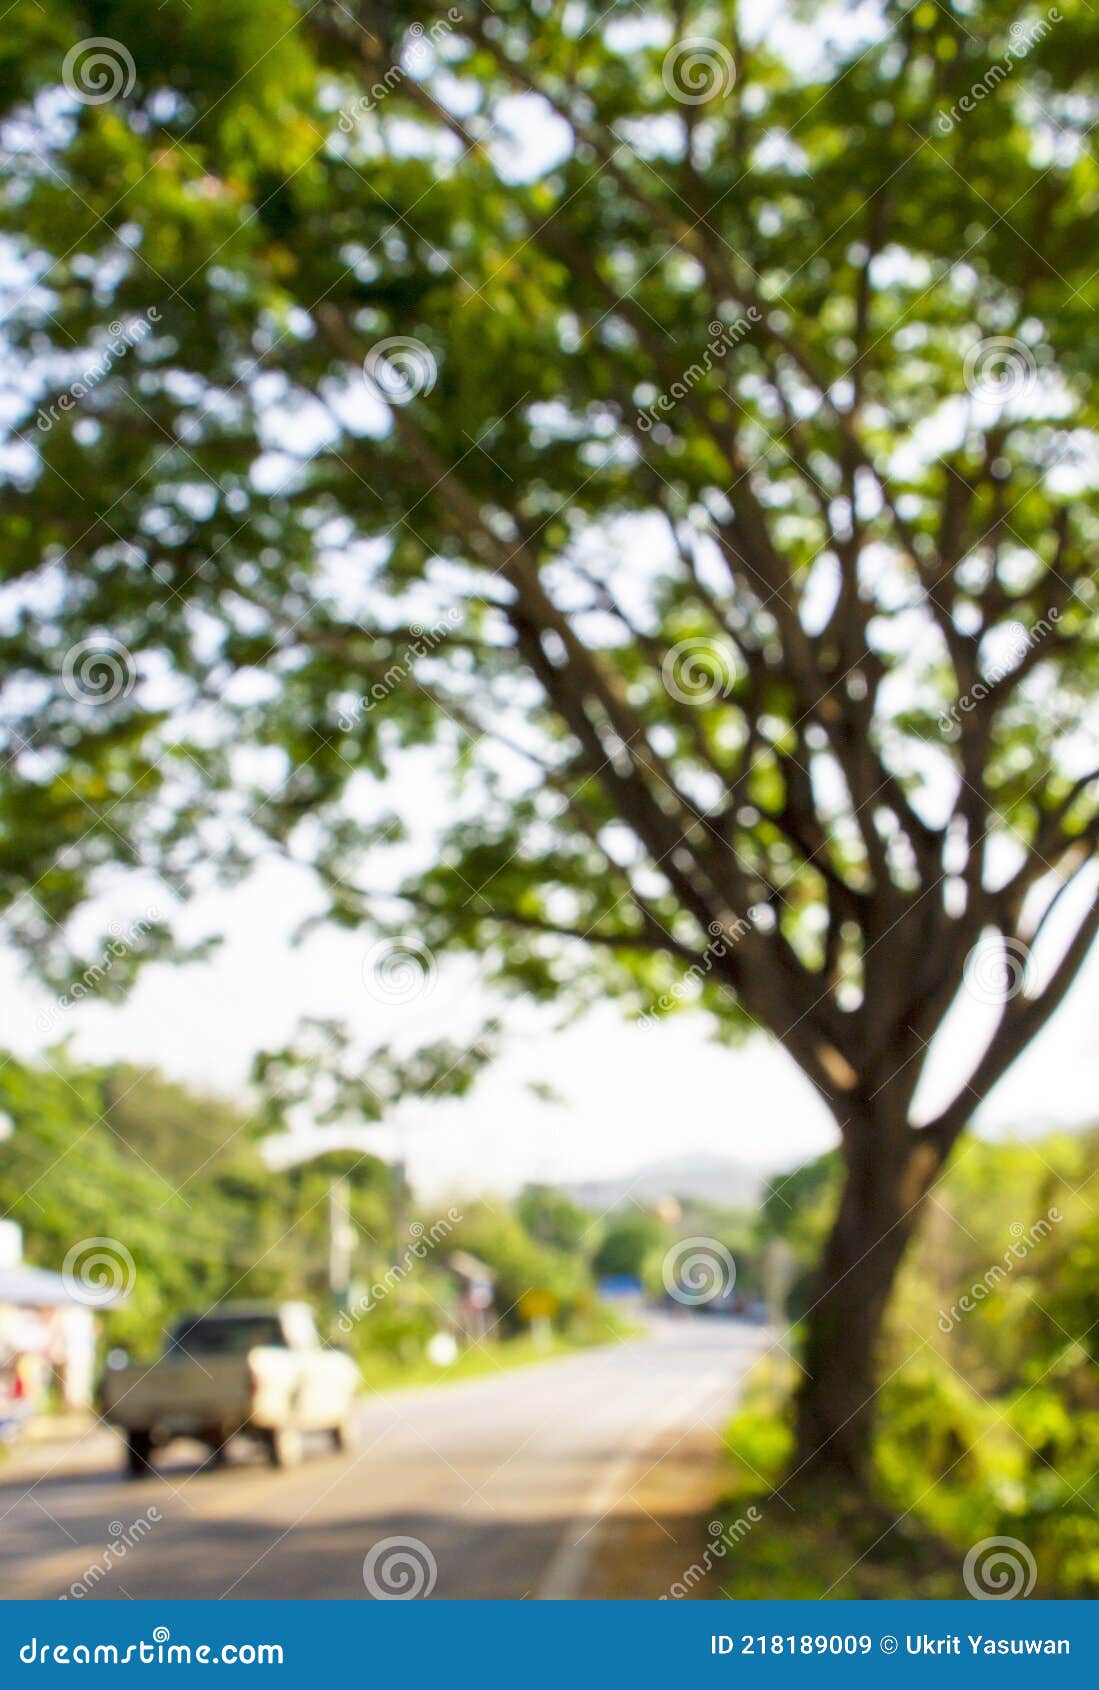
[0,1222,96,1437]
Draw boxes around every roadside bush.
[450,1204,592,1334]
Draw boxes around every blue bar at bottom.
[1,1600,1096,1685]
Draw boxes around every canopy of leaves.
[2,0,1097,1141]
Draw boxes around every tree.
[99,1063,270,1185]
[592,1211,665,1281]
[452,1200,592,1332]
[2,0,1098,1487]
[517,1183,591,1254]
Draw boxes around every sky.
[1,848,1096,1202]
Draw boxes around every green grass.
[356,1308,640,1397]
[716,1346,1099,1599]
[712,1357,964,1599]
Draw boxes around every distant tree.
[3,0,1098,1486]
[100,1064,263,1186]
[0,1053,384,1350]
[759,1156,840,1257]
[517,1184,591,1254]
[593,1212,665,1281]
[452,1201,591,1330]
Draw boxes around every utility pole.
[328,1176,354,1307]
[390,1155,408,1250]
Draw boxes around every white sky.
[1,851,1096,1201]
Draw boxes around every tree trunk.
[790,1121,937,1492]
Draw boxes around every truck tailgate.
[102,1355,251,1434]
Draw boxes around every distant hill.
[557,1154,766,1214]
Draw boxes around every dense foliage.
[728,1131,1099,1595]
[2,0,1096,1088]
[0,1053,396,1354]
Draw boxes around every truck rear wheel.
[331,1412,358,1452]
[265,1426,303,1468]
[201,1431,231,1468]
[125,1429,155,1478]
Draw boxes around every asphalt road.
[0,1316,769,1601]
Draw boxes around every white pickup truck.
[101,1302,360,1476]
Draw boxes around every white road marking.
[536,1367,730,1600]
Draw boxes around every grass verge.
[356,1307,640,1396]
[712,1355,971,1599]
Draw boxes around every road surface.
[0,1316,768,1601]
